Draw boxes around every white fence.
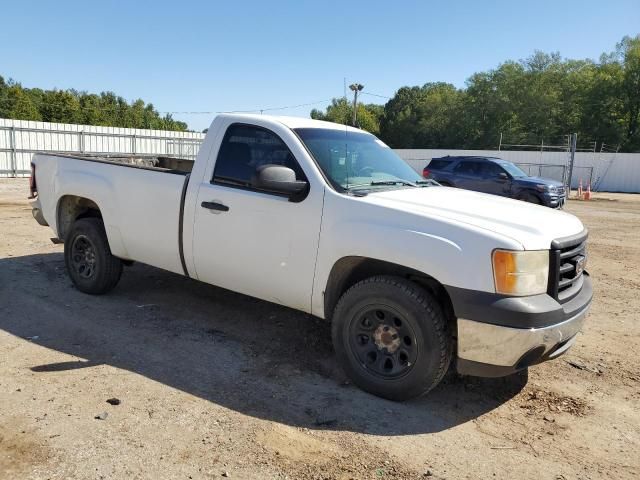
[0,118,205,177]
[397,149,640,193]
[2,118,638,192]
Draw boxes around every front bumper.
[543,192,566,209]
[450,274,592,377]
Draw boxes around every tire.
[64,217,123,294]
[332,276,452,401]
[519,192,541,205]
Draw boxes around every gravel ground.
[1,178,639,480]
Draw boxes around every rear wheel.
[64,218,122,294]
[332,276,452,401]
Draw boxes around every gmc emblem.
[575,255,586,276]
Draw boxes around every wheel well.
[519,190,542,203]
[57,195,103,241]
[323,256,455,325]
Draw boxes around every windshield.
[497,160,527,177]
[294,128,425,191]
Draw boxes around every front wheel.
[519,192,541,204]
[64,218,122,294]
[332,276,452,401]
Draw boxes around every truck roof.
[215,113,365,133]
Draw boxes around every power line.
[361,92,391,100]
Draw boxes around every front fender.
[311,192,513,318]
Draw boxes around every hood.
[514,176,564,187]
[361,186,584,250]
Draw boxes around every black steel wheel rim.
[71,234,97,279]
[348,304,419,379]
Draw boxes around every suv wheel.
[519,193,541,204]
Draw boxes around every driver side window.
[212,124,306,187]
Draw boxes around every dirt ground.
[1,178,638,480]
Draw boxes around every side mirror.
[498,172,509,181]
[254,165,308,195]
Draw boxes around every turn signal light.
[492,250,549,296]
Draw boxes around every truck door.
[190,123,323,313]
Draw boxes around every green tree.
[0,76,190,131]
[311,97,383,134]
[40,90,82,124]
[5,85,41,120]
[0,75,8,117]
[380,83,465,148]
[617,35,640,150]
[369,36,639,152]
[78,93,105,125]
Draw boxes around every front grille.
[548,231,588,303]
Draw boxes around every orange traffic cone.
[584,182,592,200]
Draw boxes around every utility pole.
[349,83,364,127]
[566,133,577,194]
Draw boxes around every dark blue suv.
[423,156,566,208]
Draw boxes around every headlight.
[535,184,551,192]
[492,250,549,296]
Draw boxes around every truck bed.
[32,151,193,275]
[43,153,194,174]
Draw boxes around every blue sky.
[1,0,638,131]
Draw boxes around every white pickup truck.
[29,114,592,400]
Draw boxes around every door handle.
[201,201,229,212]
